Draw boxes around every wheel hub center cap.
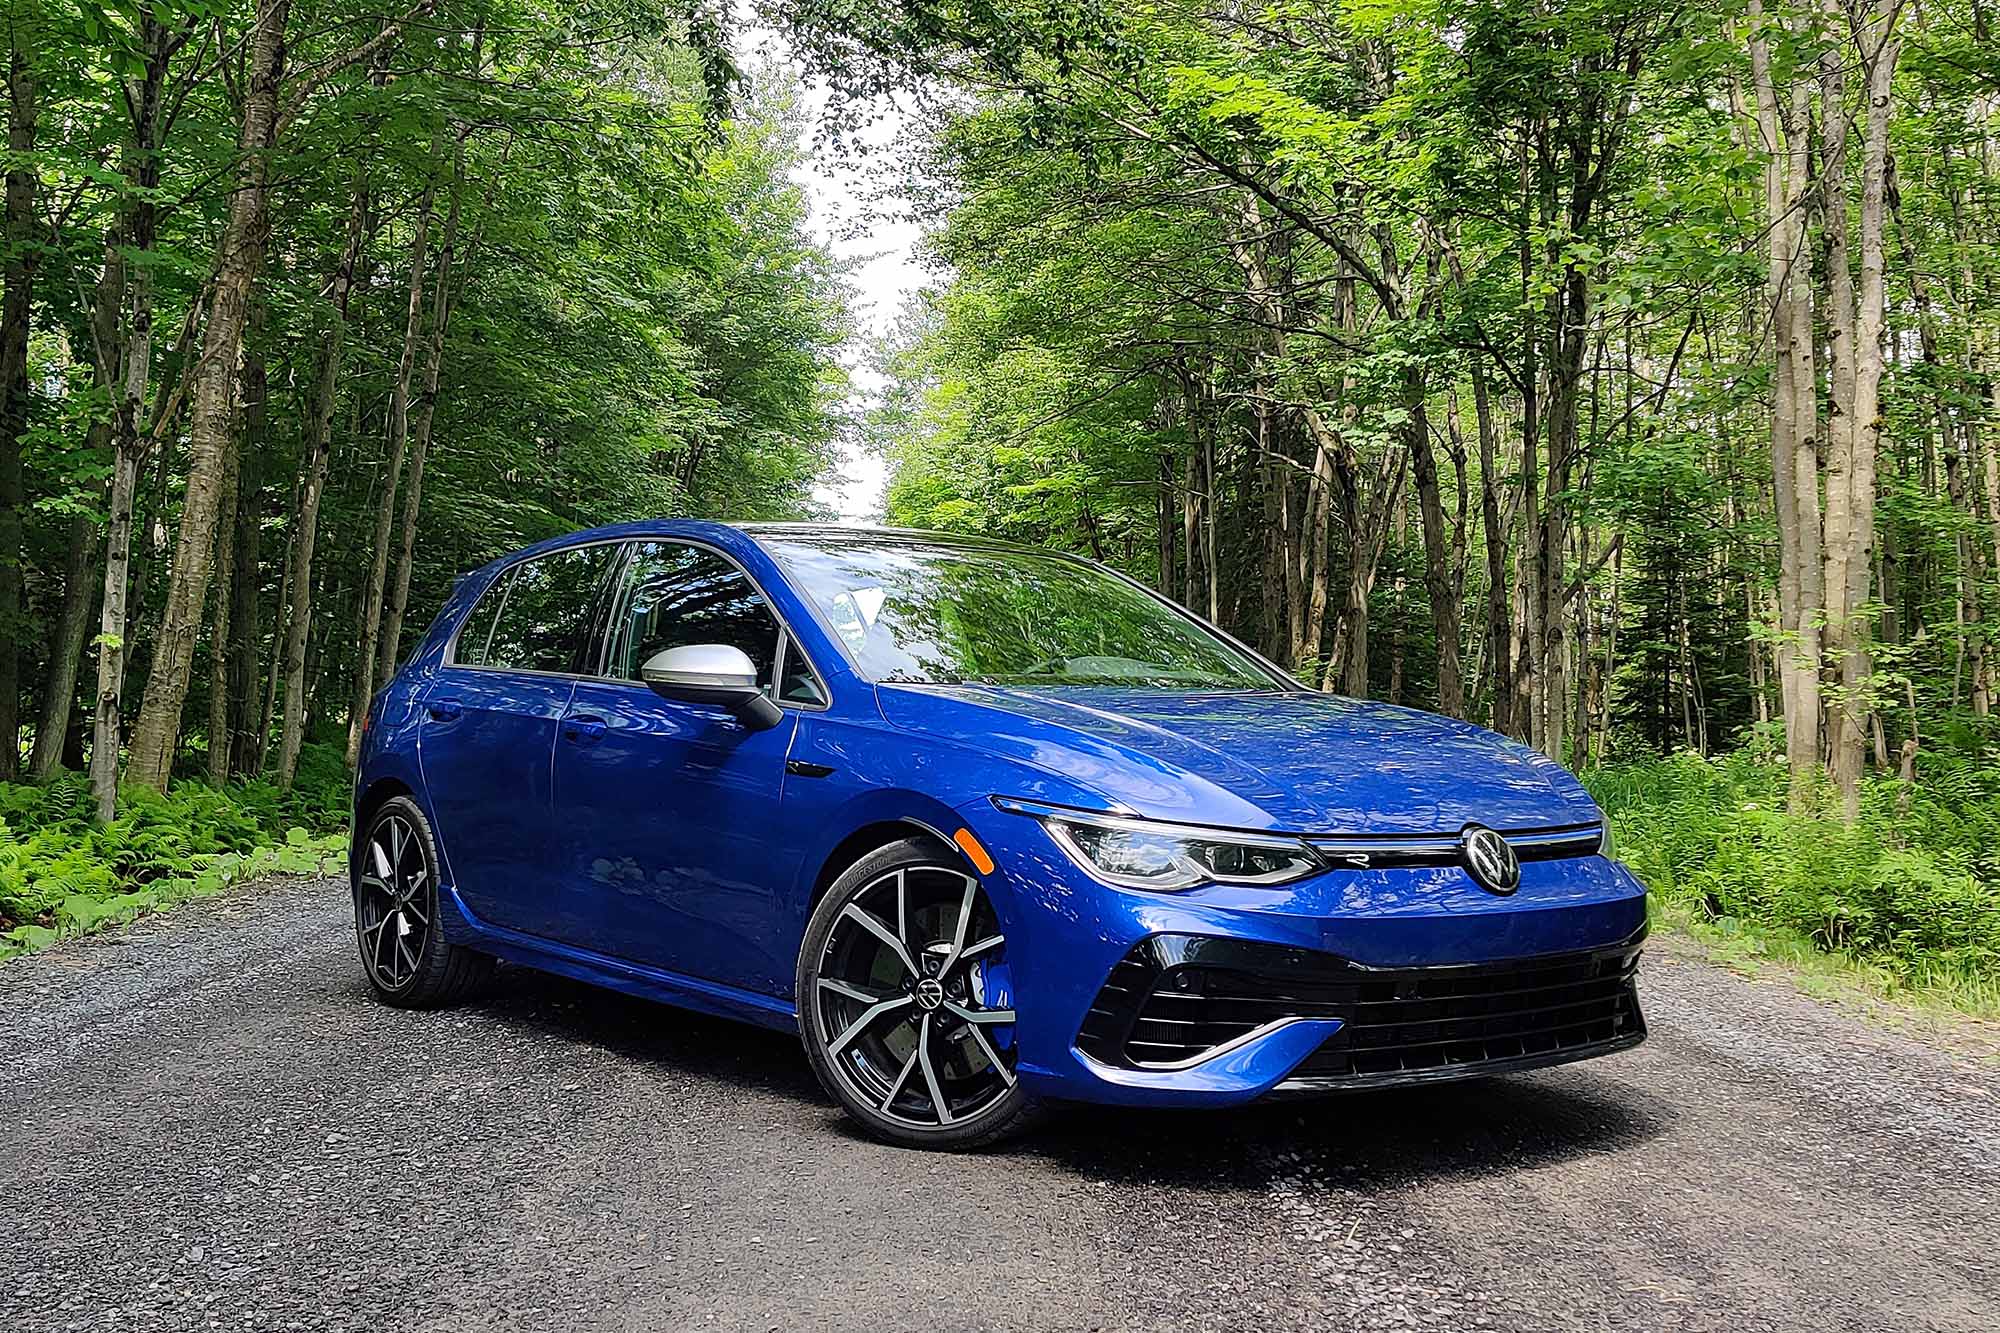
[914,978,945,1011]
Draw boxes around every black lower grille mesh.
[1076,933,1644,1084]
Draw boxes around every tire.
[797,836,1040,1150]
[352,795,493,1009]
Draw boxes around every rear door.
[420,542,620,940]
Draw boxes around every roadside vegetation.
[0,745,349,959]
[1589,754,2000,1016]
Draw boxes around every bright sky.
[740,26,924,526]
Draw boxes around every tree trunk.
[89,19,173,822]
[127,0,292,791]
[1403,370,1465,718]
[1470,356,1515,735]
[205,389,242,786]
[0,40,37,782]
[30,208,126,781]
[1831,5,1901,818]
[1748,3,1824,799]
[381,143,470,688]
[227,306,268,775]
[345,168,437,766]
[274,160,370,789]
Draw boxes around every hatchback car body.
[352,521,1647,1148]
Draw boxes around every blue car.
[352,521,1647,1149]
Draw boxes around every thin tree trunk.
[0,40,37,782]
[89,17,172,822]
[1833,4,1902,818]
[379,152,468,687]
[346,167,437,766]
[205,391,242,786]
[1404,371,1465,718]
[274,160,370,789]
[228,307,268,775]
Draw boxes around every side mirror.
[638,644,782,730]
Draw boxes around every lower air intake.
[1075,933,1645,1087]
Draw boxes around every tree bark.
[205,380,243,786]
[126,0,292,791]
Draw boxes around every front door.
[551,539,818,993]
[420,541,620,941]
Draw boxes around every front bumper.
[959,798,1651,1109]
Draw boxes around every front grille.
[1075,933,1644,1084]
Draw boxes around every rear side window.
[457,544,617,673]
[603,541,782,688]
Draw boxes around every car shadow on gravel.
[1015,1068,1676,1192]
[403,961,1672,1190]
[444,962,828,1105]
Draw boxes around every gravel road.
[3,874,1995,1333]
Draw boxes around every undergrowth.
[1586,750,2000,1012]
[0,743,351,959]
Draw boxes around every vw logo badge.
[914,978,946,1011]
[1460,824,1521,895]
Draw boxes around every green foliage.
[0,745,351,958]
[1588,753,2000,990]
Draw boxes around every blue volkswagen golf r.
[352,521,1648,1149]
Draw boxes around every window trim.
[442,537,630,678]
[442,534,832,713]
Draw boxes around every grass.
[0,743,351,960]
[1586,750,2000,1022]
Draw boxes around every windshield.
[763,535,1284,690]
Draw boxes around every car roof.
[459,519,1090,592]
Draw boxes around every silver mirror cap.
[638,643,759,692]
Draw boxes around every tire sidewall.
[796,836,1033,1150]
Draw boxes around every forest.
[3,0,1999,1000]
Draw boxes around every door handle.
[426,698,464,721]
[562,716,607,744]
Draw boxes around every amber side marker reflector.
[953,827,996,876]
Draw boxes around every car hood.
[875,685,1599,834]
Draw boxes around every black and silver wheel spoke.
[357,814,431,993]
[816,861,1017,1131]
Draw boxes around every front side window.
[603,541,784,690]
[462,543,618,673]
[764,536,1282,690]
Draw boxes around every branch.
[276,4,437,138]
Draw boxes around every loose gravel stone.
[1,876,1993,1332]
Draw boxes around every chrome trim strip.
[1076,1016,1324,1074]
[997,796,1605,855]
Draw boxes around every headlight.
[1597,817,1618,860]
[993,798,1323,892]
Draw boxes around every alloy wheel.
[356,813,433,992]
[813,864,1016,1129]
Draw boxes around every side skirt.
[438,883,801,1036]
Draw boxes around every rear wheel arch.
[352,778,415,880]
